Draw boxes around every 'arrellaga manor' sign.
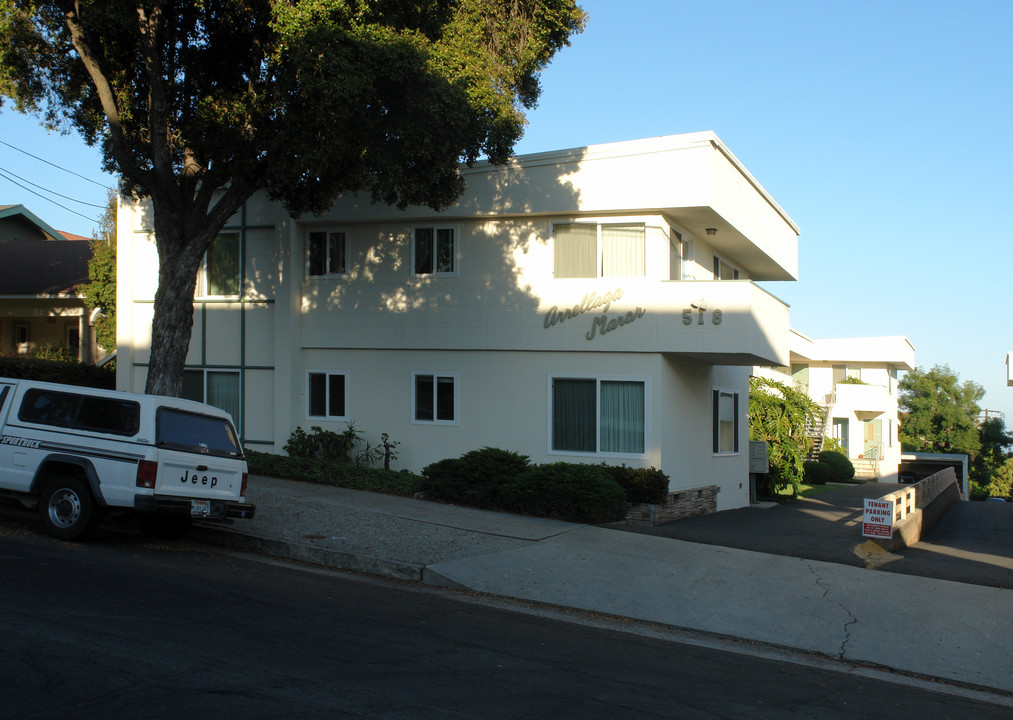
[544,288,723,342]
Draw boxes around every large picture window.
[307,371,347,419]
[198,232,241,297]
[182,369,241,431]
[308,230,347,277]
[551,377,646,455]
[413,372,456,424]
[712,388,739,454]
[554,222,645,278]
[413,227,456,276]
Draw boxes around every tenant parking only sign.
[862,498,895,538]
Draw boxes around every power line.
[0,168,100,225]
[0,138,109,188]
[0,164,107,208]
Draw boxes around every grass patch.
[777,483,838,499]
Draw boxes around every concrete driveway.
[616,482,1013,590]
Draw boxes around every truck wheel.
[138,513,192,541]
[40,477,99,541]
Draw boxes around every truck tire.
[40,476,100,541]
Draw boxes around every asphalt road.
[619,482,1013,589]
[2,522,1010,718]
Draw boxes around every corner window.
[413,227,456,276]
[713,389,739,454]
[550,376,646,455]
[307,371,347,420]
[413,372,457,424]
[182,369,241,431]
[198,232,241,297]
[554,222,645,278]
[308,230,347,277]
[713,255,739,280]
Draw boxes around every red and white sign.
[862,498,895,539]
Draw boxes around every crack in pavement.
[808,562,858,659]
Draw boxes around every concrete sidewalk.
[193,475,1013,697]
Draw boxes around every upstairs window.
[308,230,347,277]
[413,227,456,276]
[198,232,241,297]
[554,223,645,278]
[713,255,739,280]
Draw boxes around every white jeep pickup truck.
[0,377,255,540]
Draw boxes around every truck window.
[18,389,140,436]
[156,408,242,458]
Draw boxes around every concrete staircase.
[852,457,880,480]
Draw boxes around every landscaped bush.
[284,425,359,462]
[421,447,531,507]
[245,449,425,496]
[0,356,115,388]
[602,464,669,504]
[498,462,628,523]
[818,450,855,482]
[803,461,834,485]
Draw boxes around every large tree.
[0,0,585,395]
[81,188,117,353]
[899,364,984,459]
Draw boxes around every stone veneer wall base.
[622,485,719,525]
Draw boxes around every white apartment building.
[759,330,915,482]
[117,132,800,513]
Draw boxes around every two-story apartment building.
[117,132,800,512]
[759,330,915,482]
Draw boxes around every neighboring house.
[0,204,102,363]
[757,330,915,482]
[117,132,801,513]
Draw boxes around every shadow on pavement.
[612,482,1013,590]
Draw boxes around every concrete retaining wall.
[622,485,719,525]
[871,467,962,552]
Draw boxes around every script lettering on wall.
[544,288,647,342]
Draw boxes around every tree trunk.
[145,241,204,397]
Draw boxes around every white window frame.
[306,370,348,421]
[553,221,647,279]
[412,226,458,277]
[547,374,650,459]
[196,232,242,299]
[712,387,740,455]
[411,371,458,425]
[306,229,349,279]
[681,235,696,280]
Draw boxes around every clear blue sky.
[1,0,1011,420]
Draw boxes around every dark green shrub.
[602,464,669,504]
[0,356,115,388]
[421,447,531,507]
[818,450,855,481]
[284,425,359,462]
[803,461,833,485]
[245,449,424,496]
[498,462,627,523]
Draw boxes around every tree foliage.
[748,376,822,497]
[81,188,117,352]
[0,0,586,395]
[898,365,983,459]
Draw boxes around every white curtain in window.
[207,372,241,428]
[600,381,645,453]
[553,224,597,278]
[601,224,645,277]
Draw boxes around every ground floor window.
[307,370,347,420]
[551,377,646,455]
[413,372,456,424]
[182,369,241,430]
[712,388,739,454]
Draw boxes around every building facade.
[117,133,800,511]
[759,330,915,482]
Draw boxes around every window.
[832,365,862,386]
[712,389,739,454]
[413,373,456,423]
[18,388,140,436]
[308,230,347,277]
[554,223,646,278]
[307,371,347,419]
[182,369,241,431]
[832,417,850,453]
[551,377,646,455]
[198,232,241,297]
[713,255,739,280]
[14,323,29,349]
[413,227,456,276]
